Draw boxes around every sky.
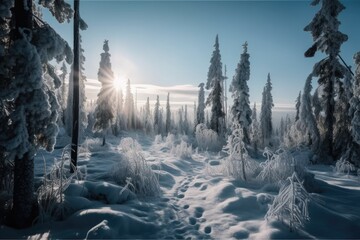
[43,0,360,117]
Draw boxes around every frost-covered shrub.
[257,148,304,184]
[223,124,259,181]
[195,123,221,151]
[165,133,176,149]
[36,147,82,223]
[266,172,310,232]
[154,134,163,145]
[333,157,355,176]
[111,138,160,197]
[171,140,193,159]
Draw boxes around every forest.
[1,0,360,239]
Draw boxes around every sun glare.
[113,78,122,91]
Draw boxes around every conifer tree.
[154,95,160,134]
[295,91,301,122]
[250,103,260,154]
[0,0,73,228]
[229,42,252,144]
[206,35,225,138]
[184,105,189,135]
[124,79,135,129]
[166,92,171,134]
[260,74,274,148]
[304,0,349,157]
[93,40,115,145]
[196,83,206,126]
[299,74,320,150]
[144,97,152,134]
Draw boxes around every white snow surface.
[1,131,360,239]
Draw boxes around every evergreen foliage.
[260,74,274,148]
[93,40,115,145]
[229,42,252,144]
[304,0,349,157]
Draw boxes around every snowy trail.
[147,142,214,239]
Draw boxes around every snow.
[1,132,360,238]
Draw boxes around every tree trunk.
[10,0,35,229]
[70,0,80,173]
[102,135,106,146]
[11,152,35,228]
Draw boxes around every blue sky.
[44,0,360,111]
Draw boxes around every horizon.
[45,0,360,119]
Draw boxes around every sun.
[113,77,122,91]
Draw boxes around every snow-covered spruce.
[223,122,258,181]
[93,40,115,146]
[205,35,226,139]
[304,0,349,158]
[196,83,206,126]
[260,73,274,148]
[229,41,252,144]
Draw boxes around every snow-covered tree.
[206,35,225,138]
[144,97,152,134]
[165,92,171,134]
[266,172,310,232]
[250,103,260,155]
[297,74,320,151]
[196,83,205,126]
[183,105,189,135]
[93,40,115,146]
[55,62,67,126]
[260,73,274,148]
[124,79,135,129]
[154,95,160,134]
[295,91,301,122]
[351,52,360,145]
[224,122,258,181]
[0,0,73,228]
[229,41,252,144]
[113,87,123,136]
[304,0,349,157]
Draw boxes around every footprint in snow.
[204,226,212,234]
[177,193,185,199]
[194,207,204,218]
[200,184,208,191]
[189,217,197,225]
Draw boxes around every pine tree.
[295,91,301,122]
[304,0,349,158]
[346,52,360,166]
[196,83,205,126]
[113,87,123,136]
[184,105,189,135]
[154,95,160,134]
[0,0,73,228]
[229,42,252,144]
[124,79,135,129]
[260,74,274,148]
[93,40,115,145]
[166,92,171,134]
[299,74,320,151]
[144,97,152,134]
[206,35,225,138]
[250,103,260,155]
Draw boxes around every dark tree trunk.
[12,153,35,228]
[10,0,35,229]
[102,135,106,146]
[70,0,80,173]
